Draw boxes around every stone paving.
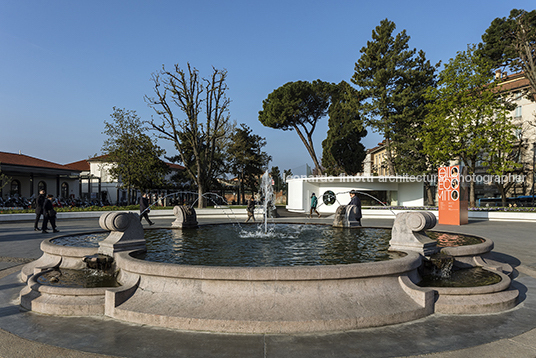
[0,212,536,357]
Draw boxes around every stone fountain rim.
[40,224,493,281]
[437,235,494,256]
[116,249,421,281]
[427,267,511,295]
[27,268,110,296]
[39,226,422,281]
[42,237,100,257]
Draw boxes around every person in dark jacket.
[245,198,255,223]
[34,190,46,231]
[139,193,154,226]
[42,194,59,233]
[348,190,362,224]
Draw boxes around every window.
[322,190,336,206]
[515,106,522,118]
[61,182,69,199]
[10,180,21,196]
[38,181,47,193]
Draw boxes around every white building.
[66,155,184,205]
[286,175,424,214]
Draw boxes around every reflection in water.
[137,224,403,267]
[37,268,120,288]
[426,231,484,247]
[418,267,501,287]
[52,232,108,247]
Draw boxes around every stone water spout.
[98,212,146,257]
[389,211,439,256]
[172,205,198,229]
[332,205,361,227]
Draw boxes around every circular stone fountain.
[19,209,518,334]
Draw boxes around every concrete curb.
[0,208,251,222]
[3,207,536,222]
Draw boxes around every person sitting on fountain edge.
[139,192,154,226]
[348,190,362,225]
[309,193,321,218]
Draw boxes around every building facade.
[0,151,81,204]
[286,175,424,214]
[363,142,388,176]
[0,151,185,207]
[66,155,185,205]
[474,71,536,203]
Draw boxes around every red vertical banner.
[438,165,468,225]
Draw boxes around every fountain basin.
[426,231,513,276]
[429,268,517,314]
[20,228,436,333]
[20,269,110,315]
[20,235,106,282]
[107,249,433,333]
[437,235,497,269]
[18,210,519,334]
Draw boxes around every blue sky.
[1,0,534,174]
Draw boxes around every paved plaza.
[0,211,536,357]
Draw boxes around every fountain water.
[141,190,244,227]
[259,170,276,233]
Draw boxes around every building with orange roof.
[0,151,185,206]
[0,151,81,201]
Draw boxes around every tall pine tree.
[352,19,437,175]
[322,81,367,175]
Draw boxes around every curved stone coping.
[41,238,98,258]
[20,255,62,282]
[115,250,421,281]
[430,268,512,296]
[26,269,110,297]
[439,236,494,257]
[108,256,434,333]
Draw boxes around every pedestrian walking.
[245,198,256,223]
[140,192,154,226]
[42,194,59,233]
[309,193,321,218]
[34,190,46,231]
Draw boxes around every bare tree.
[145,63,231,208]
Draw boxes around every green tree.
[322,81,367,175]
[352,19,438,175]
[479,9,536,99]
[258,80,332,175]
[101,107,169,204]
[227,124,271,204]
[282,168,292,204]
[391,50,438,176]
[270,166,283,192]
[0,163,11,191]
[424,45,517,206]
[146,63,232,208]
[484,114,524,206]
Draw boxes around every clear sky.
[1,0,534,175]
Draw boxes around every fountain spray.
[260,170,275,233]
